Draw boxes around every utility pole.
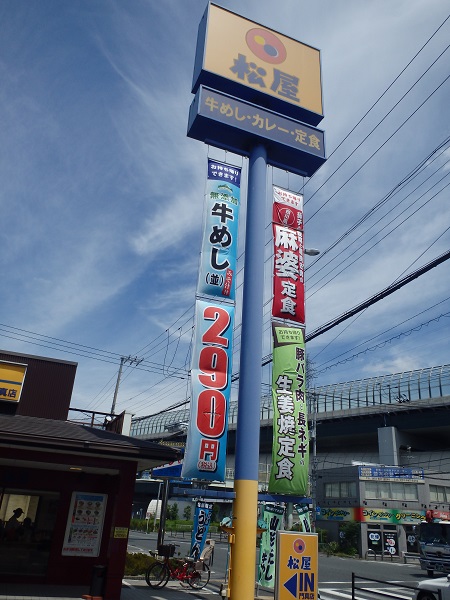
[310,390,318,531]
[111,355,143,415]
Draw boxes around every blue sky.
[1,0,449,420]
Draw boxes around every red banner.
[272,224,305,324]
[273,201,303,230]
[273,185,303,230]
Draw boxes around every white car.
[415,575,450,600]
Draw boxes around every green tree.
[169,502,179,521]
[183,505,192,521]
[338,521,361,555]
[211,503,219,523]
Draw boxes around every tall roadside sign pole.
[186,4,326,598]
[231,143,267,597]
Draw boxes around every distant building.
[131,363,450,557]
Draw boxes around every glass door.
[0,488,59,577]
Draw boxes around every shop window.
[365,481,382,499]
[404,525,419,553]
[364,481,418,501]
[325,482,339,498]
[367,524,399,556]
[340,481,357,497]
[325,481,357,498]
[0,489,59,577]
[391,483,404,500]
[430,485,450,502]
[404,484,419,501]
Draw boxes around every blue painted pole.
[229,144,267,600]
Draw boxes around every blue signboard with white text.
[358,466,425,481]
[197,159,241,300]
[188,86,326,178]
[190,501,213,559]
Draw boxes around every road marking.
[319,588,415,600]
[365,587,413,600]
[320,591,353,599]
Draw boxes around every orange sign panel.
[193,4,323,125]
[0,361,27,403]
[276,532,318,600]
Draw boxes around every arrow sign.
[284,573,298,598]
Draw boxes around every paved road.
[128,530,229,578]
[128,532,430,600]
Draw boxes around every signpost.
[192,3,324,125]
[187,5,326,598]
[276,532,318,600]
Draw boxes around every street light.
[305,246,320,530]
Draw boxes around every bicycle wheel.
[188,563,210,589]
[145,561,170,588]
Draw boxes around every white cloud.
[1,0,449,415]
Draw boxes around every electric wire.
[304,38,450,208]
[306,73,450,222]
[4,20,450,417]
[89,37,450,413]
[304,14,450,186]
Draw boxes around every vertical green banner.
[269,324,309,495]
[294,504,312,531]
[258,504,284,588]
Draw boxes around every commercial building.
[0,349,179,598]
[131,363,450,558]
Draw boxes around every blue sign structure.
[188,86,326,178]
[197,159,242,300]
[358,466,425,481]
[187,5,327,597]
[152,460,183,479]
[190,501,213,559]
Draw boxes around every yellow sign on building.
[0,361,27,403]
[193,3,323,126]
[114,527,129,539]
[276,531,318,600]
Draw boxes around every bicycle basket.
[158,544,176,558]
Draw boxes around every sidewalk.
[0,577,275,600]
[123,576,275,599]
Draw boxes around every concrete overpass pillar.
[378,426,400,465]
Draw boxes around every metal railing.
[130,363,450,438]
[351,573,436,600]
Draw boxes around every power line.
[306,136,450,273]
[306,249,450,342]
[307,176,450,296]
[254,249,450,370]
[305,72,450,223]
[304,13,450,190]
[315,311,450,376]
[304,38,450,207]
[314,293,450,368]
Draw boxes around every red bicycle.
[145,544,211,590]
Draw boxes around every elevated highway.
[131,363,450,467]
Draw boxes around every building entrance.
[0,489,59,577]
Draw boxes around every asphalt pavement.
[123,575,273,599]
[0,551,422,600]
[0,577,274,600]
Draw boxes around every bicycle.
[145,544,211,590]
